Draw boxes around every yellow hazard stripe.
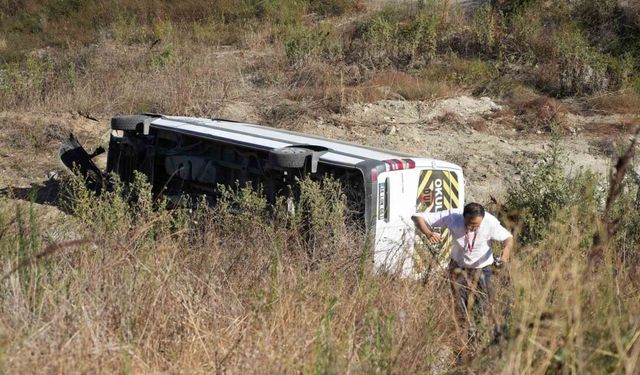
[442,182,460,207]
[443,196,451,209]
[417,170,432,199]
[443,171,459,191]
[441,230,453,261]
[442,228,451,245]
[443,245,453,260]
[443,236,452,250]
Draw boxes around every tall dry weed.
[2,141,640,373]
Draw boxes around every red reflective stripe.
[383,160,393,171]
[402,158,416,169]
[384,159,397,170]
[383,158,415,171]
[371,167,378,182]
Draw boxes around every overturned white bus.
[61,114,465,276]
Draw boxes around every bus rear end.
[372,159,464,277]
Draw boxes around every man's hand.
[426,231,443,244]
[413,216,443,244]
[500,237,514,263]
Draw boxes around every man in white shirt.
[412,202,514,342]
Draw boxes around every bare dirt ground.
[0,94,634,208]
[295,96,631,202]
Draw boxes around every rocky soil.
[296,96,631,202]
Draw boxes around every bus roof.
[150,115,460,171]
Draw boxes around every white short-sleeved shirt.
[412,211,512,268]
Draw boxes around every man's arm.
[488,214,514,264]
[500,236,514,263]
[412,216,443,244]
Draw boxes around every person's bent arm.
[413,216,443,244]
[501,236,514,263]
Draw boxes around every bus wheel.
[269,147,313,169]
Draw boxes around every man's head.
[463,202,485,231]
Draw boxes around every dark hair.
[463,203,485,218]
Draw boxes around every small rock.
[47,170,59,180]
[499,139,507,143]
[383,125,397,136]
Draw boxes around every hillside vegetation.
[1,0,640,373]
[1,0,639,117]
[1,136,640,373]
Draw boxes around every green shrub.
[574,0,620,50]
[295,177,348,263]
[0,55,53,107]
[554,25,633,95]
[149,45,176,71]
[633,75,640,95]
[353,6,441,69]
[505,132,599,244]
[470,4,497,51]
[359,309,395,373]
[255,0,308,25]
[425,57,497,87]
[309,0,357,16]
[495,0,539,16]
[46,0,82,17]
[284,23,342,67]
[61,171,171,237]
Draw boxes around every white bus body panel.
[374,164,465,278]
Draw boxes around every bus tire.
[269,147,313,169]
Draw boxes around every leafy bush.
[505,132,599,244]
[61,171,162,237]
[309,0,358,16]
[284,23,342,67]
[345,5,442,69]
[554,26,634,96]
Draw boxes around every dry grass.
[588,90,640,115]
[0,41,267,118]
[1,153,640,373]
[501,89,569,132]
[0,178,460,373]
[366,71,455,101]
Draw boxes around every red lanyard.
[465,230,477,253]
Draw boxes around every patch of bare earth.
[294,96,636,202]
